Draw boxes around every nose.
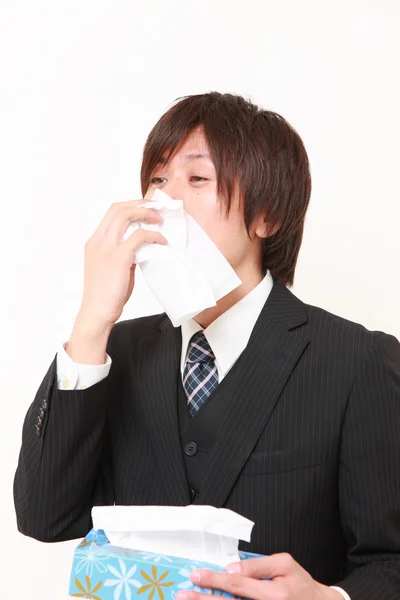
[159,179,186,201]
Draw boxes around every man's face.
[144,127,264,275]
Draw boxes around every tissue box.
[69,528,264,600]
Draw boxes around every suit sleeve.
[13,326,122,543]
[335,332,400,600]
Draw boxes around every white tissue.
[123,189,242,327]
[92,505,254,568]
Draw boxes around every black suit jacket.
[14,281,400,599]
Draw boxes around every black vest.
[177,363,242,502]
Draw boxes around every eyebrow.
[157,152,212,166]
[181,152,212,163]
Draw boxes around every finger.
[227,553,296,580]
[183,569,272,600]
[176,593,217,600]
[122,228,168,258]
[109,206,164,243]
[95,201,162,240]
[92,200,143,237]
[176,581,283,600]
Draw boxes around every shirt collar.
[180,271,274,377]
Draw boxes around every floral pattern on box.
[69,528,264,600]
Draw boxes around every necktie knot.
[187,331,215,364]
[183,330,219,417]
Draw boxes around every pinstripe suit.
[13,281,400,599]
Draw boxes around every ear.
[253,214,279,239]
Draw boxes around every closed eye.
[150,177,167,185]
[190,176,208,182]
[149,175,210,186]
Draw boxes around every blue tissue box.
[69,528,264,599]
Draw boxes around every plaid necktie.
[183,331,219,417]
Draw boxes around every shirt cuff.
[330,586,351,600]
[56,342,112,390]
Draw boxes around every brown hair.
[140,92,312,286]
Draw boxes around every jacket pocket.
[240,445,322,476]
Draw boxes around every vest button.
[184,442,198,457]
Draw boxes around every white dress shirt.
[179,272,274,381]
[57,272,275,390]
[55,270,349,600]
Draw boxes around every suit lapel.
[134,320,191,505]
[198,282,310,507]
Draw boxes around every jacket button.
[190,487,197,501]
[184,442,198,457]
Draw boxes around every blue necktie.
[183,331,219,417]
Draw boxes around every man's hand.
[66,200,167,364]
[176,553,343,600]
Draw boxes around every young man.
[14,92,400,600]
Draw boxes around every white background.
[1,1,399,598]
